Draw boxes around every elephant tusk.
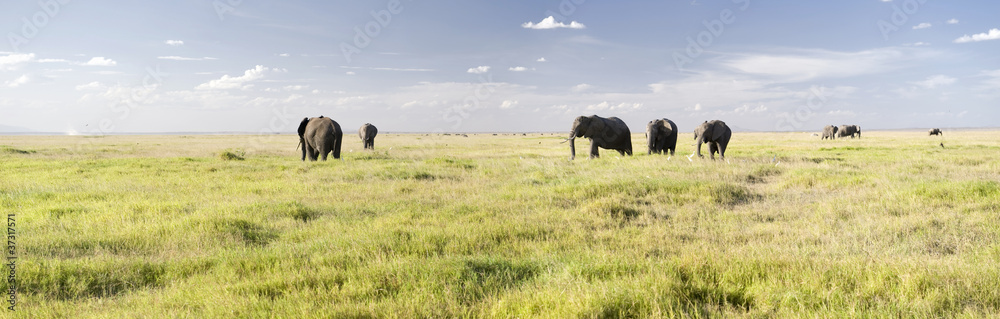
[560,138,574,144]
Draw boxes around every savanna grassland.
[1,130,999,318]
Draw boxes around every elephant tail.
[296,139,302,151]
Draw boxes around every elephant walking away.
[929,128,942,136]
[646,118,678,155]
[837,125,861,139]
[694,120,732,160]
[567,115,633,160]
[822,125,838,140]
[297,116,343,161]
[359,123,378,149]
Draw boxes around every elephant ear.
[585,116,606,138]
[661,120,673,136]
[297,117,309,137]
[711,121,727,141]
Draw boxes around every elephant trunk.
[696,138,704,158]
[298,137,306,161]
[647,133,656,155]
[569,136,576,160]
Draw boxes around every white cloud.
[954,28,1000,43]
[522,16,586,30]
[83,57,117,66]
[585,101,642,111]
[278,53,290,57]
[912,23,931,30]
[721,48,905,82]
[467,66,491,74]
[157,56,217,61]
[0,53,35,70]
[500,100,518,109]
[911,75,956,89]
[165,40,184,46]
[339,66,434,72]
[537,57,547,62]
[508,66,531,72]
[37,58,69,63]
[906,42,930,46]
[75,81,105,91]
[283,85,308,91]
[732,104,767,114]
[947,19,959,24]
[346,71,356,75]
[694,103,702,111]
[195,65,269,90]
[571,83,593,92]
[5,75,29,88]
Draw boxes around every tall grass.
[0,131,998,317]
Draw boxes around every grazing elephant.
[693,120,732,160]
[297,116,342,161]
[822,125,839,140]
[646,118,678,155]
[929,128,942,136]
[837,125,861,139]
[359,123,378,149]
[568,115,633,160]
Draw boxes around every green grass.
[1,131,999,317]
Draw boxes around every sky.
[0,0,998,134]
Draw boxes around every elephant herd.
[295,114,939,162]
[821,124,862,140]
[567,115,731,161]
[297,116,378,161]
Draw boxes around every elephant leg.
[709,142,718,160]
[370,140,375,150]
[590,141,600,159]
[306,145,317,161]
[718,142,727,160]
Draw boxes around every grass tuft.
[218,149,245,161]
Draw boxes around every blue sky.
[1,0,998,134]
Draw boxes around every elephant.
[822,125,839,140]
[646,118,678,155]
[837,125,861,139]
[359,123,378,149]
[567,115,633,160]
[929,128,942,136]
[693,120,732,160]
[297,116,342,161]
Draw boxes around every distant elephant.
[693,120,732,160]
[646,118,678,155]
[837,125,861,139]
[929,128,942,136]
[822,125,838,140]
[568,115,632,160]
[297,116,342,161]
[359,123,378,149]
